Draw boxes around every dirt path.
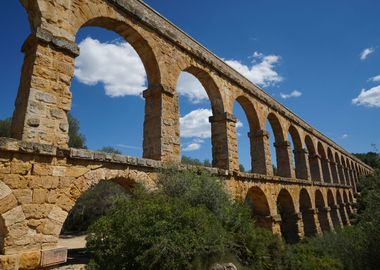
[52,235,88,269]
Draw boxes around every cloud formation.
[182,143,202,152]
[352,85,380,107]
[75,38,147,97]
[280,90,302,99]
[176,72,208,103]
[369,75,380,82]
[341,134,348,139]
[226,51,283,87]
[360,47,375,61]
[180,109,212,138]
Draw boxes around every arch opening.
[266,113,291,177]
[245,187,272,230]
[299,189,318,237]
[176,68,223,167]
[336,191,348,225]
[328,149,339,184]
[305,136,321,181]
[318,143,331,183]
[288,126,306,179]
[327,190,341,230]
[234,96,260,172]
[59,178,134,264]
[315,190,331,232]
[69,22,156,157]
[277,189,300,243]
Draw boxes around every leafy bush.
[62,181,129,234]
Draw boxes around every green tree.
[0,117,12,138]
[62,181,129,234]
[353,152,380,169]
[98,146,122,154]
[68,113,86,148]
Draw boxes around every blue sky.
[0,1,379,171]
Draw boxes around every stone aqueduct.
[0,0,374,269]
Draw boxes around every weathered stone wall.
[0,138,365,269]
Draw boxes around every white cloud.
[352,85,380,107]
[225,51,283,87]
[280,90,302,99]
[177,72,208,103]
[180,109,212,138]
[360,47,375,61]
[369,75,380,82]
[182,143,201,152]
[341,134,348,139]
[74,37,147,97]
[236,121,243,129]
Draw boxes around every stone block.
[2,206,26,227]
[13,189,33,204]
[48,206,67,224]
[32,189,48,204]
[19,251,41,270]
[0,254,18,270]
[40,247,67,267]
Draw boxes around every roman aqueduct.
[0,0,374,269]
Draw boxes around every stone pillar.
[271,215,282,235]
[310,154,323,182]
[209,112,239,171]
[329,160,339,184]
[143,84,180,163]
[301,208,319,237]
[274,140,295,178]
[295,212,305,240]
[11,28,78,147]
[249,129,273,175]
[341,203,351,225]
[313,209,323,235]
[293,148,311,180]
[331,204,344,229]
[324,207,335,231]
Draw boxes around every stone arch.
[327,148,339,184]
[277,189,300,243]
[47,169,154,255]
[182,66,224,115]
[305,135,321,181]
[336,191,348,225]
[177,66,229,169]
[315,190,331,232]
[267,113,292,177]
[77,17,161,86]
[289,125,308,179]
[317,142,331,183]
[299,188,318,237]
[327,190,341,230]
[234,96,261,173]
[245,187,272,230]
[335,152,345,184]
[341,156,349,185]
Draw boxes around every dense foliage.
[181,156,212,167]
[62,181,129,234]
[353,151,380,169]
